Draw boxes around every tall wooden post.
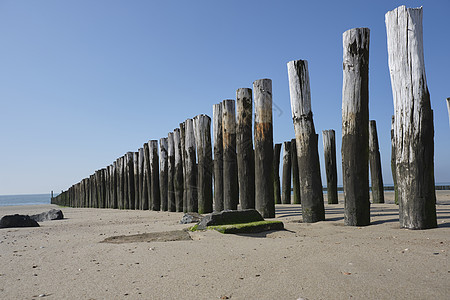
[149,140,161,211]
[179,122,187,212]
[195,114,213,214]
[213,103,224,212]
[282,141,292,204]
[133,152,140,209]
[185,118,198,212]
[254,79,275,218]
[369,120,384,204]
[173,128,184,212]
[272,144,281,204]
[236,88,255,209]
[138,147,146,209]
[143,143,151,210]
[105,166,110,208]
[126,152,135,210]
[167,132,176,212]
[390,116,398,205]
[288,60,325,223]
[159,138,168,211]
[341,28,370,226]
[112,161,117,209]
[291,138,301,204]
[386,6,437,229]
[322,130,338,204]
[222,100,238,210]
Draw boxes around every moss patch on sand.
[189,220,284,234]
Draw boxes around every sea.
[0,194,54,207]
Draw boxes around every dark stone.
[30,209,64,222]
[0,214,40,228]
[179,212,203,224]
[196,209,264,230]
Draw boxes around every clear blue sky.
[1,0,449,195]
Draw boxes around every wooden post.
[254,79,275,218]
[90,174,95,208]
[112,161,118,209]
[173,128,184,212]
[288,60,325,223]
[138,147,147,210]
[167,132,176,212]
[386,6,437,229]
[322,130,338,204]
[213,103,224,212]
[159,138,168,211]
[282,141,292,204]
[142,143,151,210]
[105,166,110,208]
[291,138,301,204]
[273,143,282,205]
[222,100,238,210]
[149,140,161,211]
[133,152,140,209]
[369,120,384,204]
[179,122,187,212]
[195,114,213,214]
[390,116,398,205]
[447,98,450,127]
[236,88,255,209]
[126,152,135,210]
[185,118,198,212]
[341,28,370,226]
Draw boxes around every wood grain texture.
[322,130,338,204]
[369,121,384,204]
[213,104,224,212]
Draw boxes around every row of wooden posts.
[53,5,438,230]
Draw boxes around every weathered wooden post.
[290,138,301,204]
[95,170,102,208]
[126,152,135,209]
[179,122,187,212]
[390,116,398,205]
[386,6,437,229]
[195,114,213,214]
[138,147,146,209]
[282,141,292,204]
[105,166,110,208]
[341,28,370,226]
[288,60,325,223]
[159,138,168,211]
[90,173,95,208]
[112,161,117,209]
[185,118,198,212]
[447,98,450,127]
[167,132,176,212]
[236,88,255,209]
[322,130,338,204]
[222,100,239,210]
[142,143,151,210]
[213,103,224,212]
[254,79,275,218]
[369,120,384,204]
[133,152,140,209]
[149,140,161,211]
[173,128,184,212]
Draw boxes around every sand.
[0,191,449,300]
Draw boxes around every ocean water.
[0,194,53,207]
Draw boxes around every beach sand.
[1,191,449,299]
